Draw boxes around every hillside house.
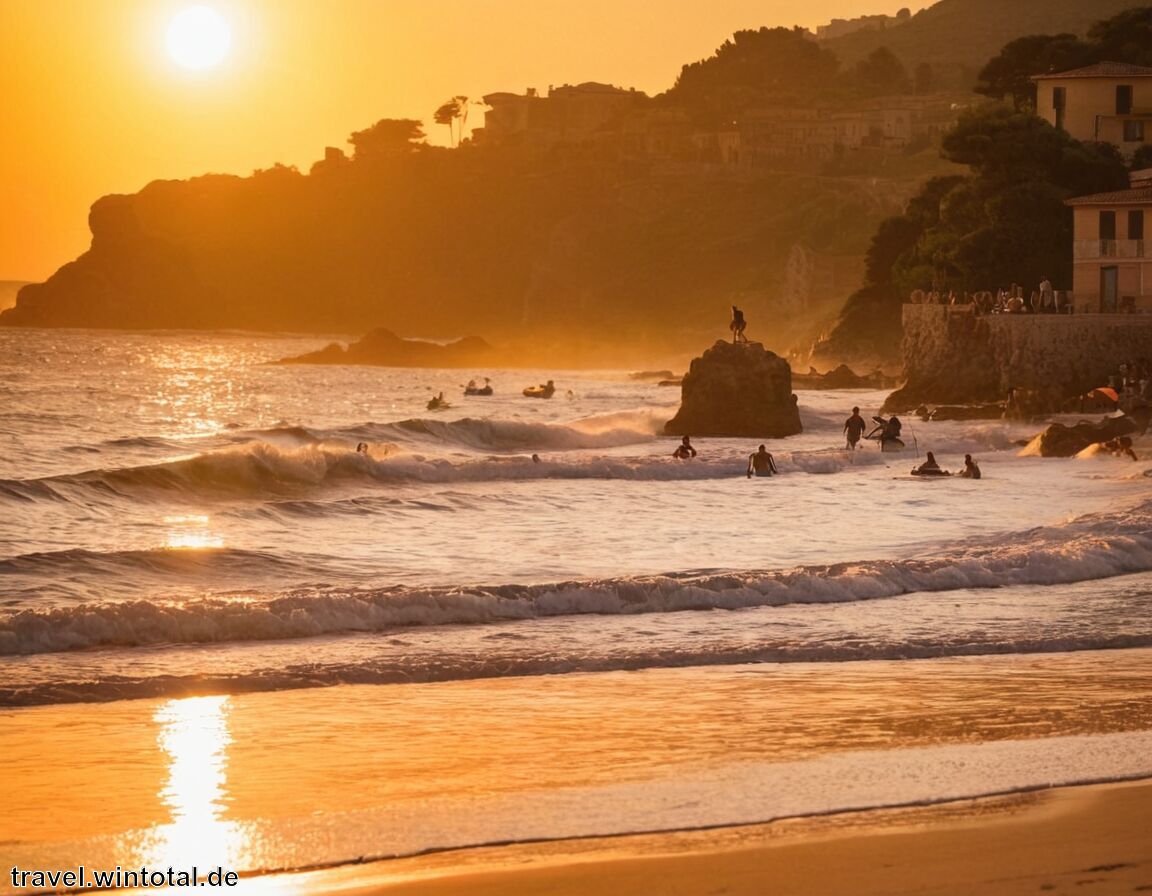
[1066,170,1152,312]
[1033,62,1152,159]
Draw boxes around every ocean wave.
[0,438,888,504]
[10,626,1152,706]
[0,546,296,580]
[4,499,1150,659]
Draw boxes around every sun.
[165,6,232,70]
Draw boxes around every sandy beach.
[308,778,1152,896]
[6,649,1152,896]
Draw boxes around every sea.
[2,328,1151,887]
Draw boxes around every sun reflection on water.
[134,696,251,870]
[163,514,224,550]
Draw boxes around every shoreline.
[282,777,1152,895]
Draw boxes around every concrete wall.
[887,304,1152,408]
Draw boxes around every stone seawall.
[884,305,1152,410]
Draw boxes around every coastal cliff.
[885,305,1152,411]
[0,157,897,358]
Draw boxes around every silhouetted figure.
[844,406,867,450]
[427,392,447,410]
[1039,277,1054,313]
[730,306,747,343]
[532,453,541,463]
[356,442,369,453]
[523,379,555,399]
[747,445,778,478]
[912,451,949,476]
[1102,436,1138,461]
[960,454,982,478]
[673,436,697,459]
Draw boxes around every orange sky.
[0,1,930,281]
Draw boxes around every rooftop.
[1032,61,1152,81]
[1065,186,1152,206]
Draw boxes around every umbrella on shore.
[1088,387,1119,403]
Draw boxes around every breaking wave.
[4,499,1150,660]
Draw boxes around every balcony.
[1073,239,1146,259]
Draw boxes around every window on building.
[1117,85,1133,115]
[1052,88,1066,130]
[1100,210,1116,241]
[1130,210,1145,241]
[1123,120,1145,142]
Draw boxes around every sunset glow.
[165,5,232,70]
[5,1,1152,894]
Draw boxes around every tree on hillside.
[1087,6,1152,66]
[897,106,1129,290]
[815,105,1128,363]
[434,97,470,146]
[668,27,840,120]
[853,47,912,95]
[975,7,1152,108]
[913,62,936,95]
[349,119,426,158]
[974,33,1093,108]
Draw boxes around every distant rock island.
[276,329,496,367]
[791,364,896,390]
[665,340,802,438]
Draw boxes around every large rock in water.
[665,340,802,438]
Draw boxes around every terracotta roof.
[1065,186,1152,206]
[1033,61,1152,81]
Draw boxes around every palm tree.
[433,96,470,146]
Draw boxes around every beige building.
[479,83,645,148]
[1032,61,1152,158]
[1066,173,1152,312]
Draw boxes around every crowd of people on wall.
[1110,359,1151,402]
[909,279,1073,315]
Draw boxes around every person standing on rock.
[843,406,867,450]
[730,306,747,344]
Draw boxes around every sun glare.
[166,5,232,70]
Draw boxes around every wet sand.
[307,778,1152,896]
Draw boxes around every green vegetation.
[976,6,1152,107]
[816,5,1149,365]
[821,0,1142,89]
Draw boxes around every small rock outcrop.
[664,340,802,438]
[792,364,897,390]
[276,329,495,367]
[1018,413,1146,458]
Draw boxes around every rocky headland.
[665,340,802,439]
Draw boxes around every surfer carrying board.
[747,445,778,478]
